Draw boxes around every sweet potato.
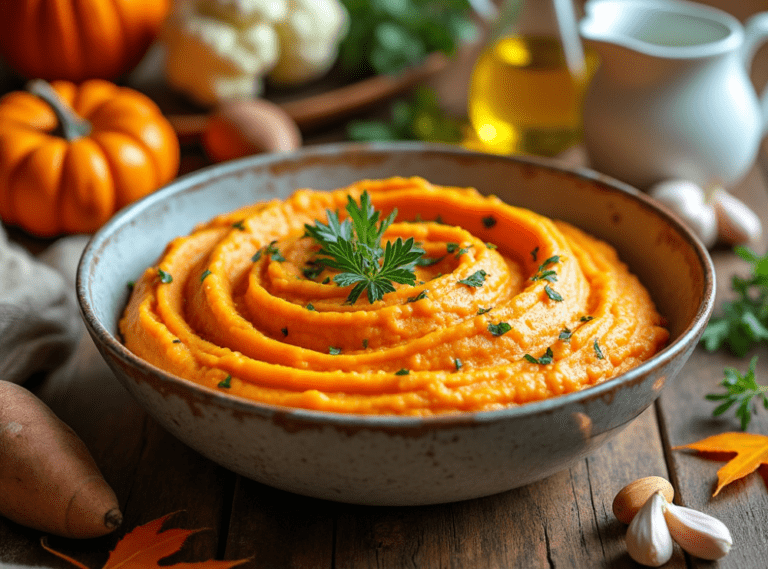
[0,381,122,538]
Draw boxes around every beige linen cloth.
[0,225,85,386]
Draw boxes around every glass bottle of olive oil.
[467,0,596,157]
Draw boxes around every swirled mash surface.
[120,177,669,415]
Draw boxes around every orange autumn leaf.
[674,432,768,496]
[41,512,250,569]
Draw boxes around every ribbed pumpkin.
[0,79,179,237]
[0,0,170,82]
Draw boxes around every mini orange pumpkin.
[0,0,170,82]
[0,79,180,237]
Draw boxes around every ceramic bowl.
[77,142,715,506]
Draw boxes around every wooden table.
[0,143,766,569]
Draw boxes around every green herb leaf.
[545,284,563,302]
[477,307,492,315]
[252,249,263,262]
[446,242,459,253]
[218,375,232,388]
[705,356,768,430]
[265,241,285,262]
[329,346,342,355]
[416,255,444,267]
[458,270,487,288]
[200,269,212,282]
[395,368,410,375]
[281,327,288,337]
[702,247,768,357]
[304,191,425,304]
[306,303,316,311]
[157,269,172,283]
[232,220,246,231]
[363,338,369,349]
[407,290,428,303]
[524,347,554,365]
[488,322,511,336]
[580,315,594,322]
[559,328,572,341]
[454,358,462,371]
[482,215,497,228]
[594,339,604,360]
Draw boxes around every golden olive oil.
[467,34,597,157]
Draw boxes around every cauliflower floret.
[162,0,287,106]
[267,0,350,86]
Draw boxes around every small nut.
[613,476,674,524]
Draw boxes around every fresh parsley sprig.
[304,191,425,304]
[701,246,768,357]
[706,356,768,430]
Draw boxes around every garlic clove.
[663,501,732,561]
[648,179,718,248]
[626,491,674,567]
[711,188,763,245]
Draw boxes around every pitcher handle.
[743,12,768,135]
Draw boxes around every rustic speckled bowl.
[77,143,715,506]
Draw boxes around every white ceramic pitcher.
[580,0,768,190]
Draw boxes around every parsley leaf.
[702,246,768,357]
[706,356,768,430]
[488,322,511,336]
[218,375,232,388]
[524,347,554,365]
[157,269,172,283]
[304,191,425,304]
[458,270,487,288]
[395,368,410,375]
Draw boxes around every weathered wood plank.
[328,406,683,568]
[224,477,335,569]
[656,158,768,568]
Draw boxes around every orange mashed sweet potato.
[120,177,669,416]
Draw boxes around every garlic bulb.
[663,501,733,560]
[626,491,674,567]
[711,188,763,245]
[648,179,718,248]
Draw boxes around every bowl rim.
[76,141,716,428]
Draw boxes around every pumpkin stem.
[26,79,91,141]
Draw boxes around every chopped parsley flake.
[322,276,331,284]
[302,261,324,279]
[363,338,369,349]
[486,242,498,250]
[407,290,428,303]
[200,269,212,282]
[281,327,288,337]
[477,307,492,315]
[545,284,563,302]
[127,281,135,291]
[482,215,497,228]
[416,255,444,267]
[458,270,487,288]
[218,375,232,388]
[531,247,539,261]
[559,328,572,341]
[524,347,554,365]
[580,315,594,322]
[454,358,463,371]
[232,220,246,231]
[446,242,459,253]
[306,303,315,311]
[329,346,341,355]
[265,241,285,262]
[395,368,410,375]
[172,339,182,344]
[157,269,173,283]
[488,322,512,336]
[252,250,263,262]
[594,339,605,359]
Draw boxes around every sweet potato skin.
[0,380,122,538]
